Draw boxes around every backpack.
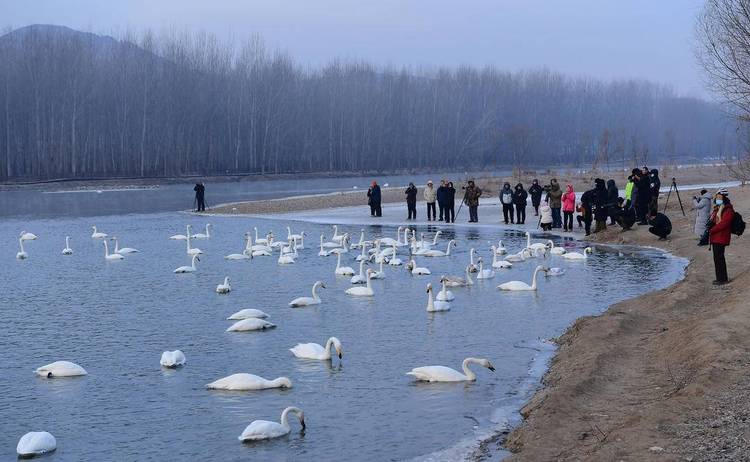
[731,211,745,236]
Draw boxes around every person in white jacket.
[424,180,437,221]
[692,189,712,236]
[539,201,553,231]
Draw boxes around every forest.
[0,24,738,181]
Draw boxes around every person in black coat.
[513,183,528,224]
[529,179,543,216]
[436,180,448,221]
[405,182,417,220]
[635,169,652,225]
[649,168,661,210]
[648,208,672,240]
[367,181,382,217]
[593,178,608,232]
[445,182,456,223]
[579,188,595,236]
[194,182,206,211]
[605,179,618,225]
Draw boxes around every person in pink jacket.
[561,184,576,232]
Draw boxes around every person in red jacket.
[708,189,734,285]
[561,184,576,232]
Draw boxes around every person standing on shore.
[405,182,418,220]
[606,179,619,225]
[561,184,575,232]
[513,183,528,225]
[547,179,563,228]
[464,180,482,223]
[635,169,651,225]
[624,175,634,209]
[194,182,206,211]
[693,189,712,237]
[529,179,543,216]
[437,180,448,222]
[649,169,661,210]
[579,188,594,236]
[708,189,735,285]
[367,181,382,217]
[445,181,456,223]
[424,180,437,221]
[593,178,607,233]
[500,183,514,224]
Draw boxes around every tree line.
[0,24,737,181]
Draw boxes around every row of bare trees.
[0,24,736,181]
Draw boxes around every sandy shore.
[502,185,750,461]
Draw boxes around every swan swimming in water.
[547,240,566,255]
[278,245,296,265]
[226,318,276,332]
[253,227,269,245]
[16,238,28,260]
[62,236,73,255]
[112,237,139,254]
[334,252,355,276]
[173,254,200,273]
[238,407,305,442]
[160,350,187,367]
[103,241,124,261]
[526,232,547,251]
[17,431,56,457]
[406,357,495,382]
[442,266,474,287]
[185,233,202,256]
[20,231,38,241]
[289,281,325,307]
[91,226,107,239]
[290,337,343,360]
[345,269,375,297]
[387,243,403,266]
[192,223,212,239]
[370,259,386,279]
[227,308,269,320]
[207,373,291,391]
[491,246,513,268]
[495,240,507,255]
[497,265,548,291]
[420,240,456,257]
[378,226,403,247]
[225,234,252,260]
[169,225,191,240]
[407,259,431,275]
[35,361,87,378]
[436,277,455,301]
[476,258,495,279]
[505,248,532,263]
[216,277,231,294]
[350,259,368,284]
[468,248,478,273]
[561,247,592,260]
[426,283,451,312]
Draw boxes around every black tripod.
[663,177,685,216]
[455,188,468,220]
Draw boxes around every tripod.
[663,177,685,216]
[455,188,469,220]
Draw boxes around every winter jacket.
[367,185,381,205]
[692,192,712,235]
[561,185,576,212]
[636,175,651,205]
[424,186,437,203]
[500,185,514,205]
[580,189,595,218]
[405,185,417,204]
[529,183,544,206]
[624,181,634,201]
[512,184,528,206]
[464,185,482,207]
[650,170,661,198]
[547,183,563,208]
[446,185,456,206]
[649,212,672,234]
[709,203,735,246]
[605,179,618,208]
[436,186,449,205]
[593,179,607,221]
[539,203,553,224]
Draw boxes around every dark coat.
[436,185,449,205]
[405,185,417,204]
[529,183,543,206]
[512,184,528,206]
[593,179,607,220]
[547,183,563,208]
[367,185,382,205]
[605,179,618,208]
[446,185,456,206]
[464,185,482,207]
[649,212,672,234]
[636,175,651,205]
[193,183,205,198]
[650,170,661,198]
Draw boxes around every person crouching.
[647,208,672,240]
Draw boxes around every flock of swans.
[12,219,594,456]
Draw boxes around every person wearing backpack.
[708,189,735,285]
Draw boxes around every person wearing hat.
[708,188,735,285]
[436,179,449,221]
[692,188,713,237]
[424,180,437,221]
[367,180,382,217]
[463,180,482,222]
[405,182,418,220]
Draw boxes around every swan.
[174,254,200,273]
[370,259,386,279]
[546,267,566,276]
[408,259,431,275]
[186,234,202,255]
[290,337,343,360]
[286,226,303,242]
[112,237,139,254]
[350,229,372,249]
[476,258,495,279]
[252,247,272,257]
[562,247,593,260]
[192,223,212,239]
[379,226,403,247]
[62,236,73,255]
[491,247,513,269]
[414,232,432,251]
[442,266,474,287]
[16,238,28,260]
[35,361,87,378]
[238,407,305,442]
[547,240,566,255]
[421,240,456,257]
[206,373,291,391]
[369,239,382,255]
[321,233,342,249]
[350,259,368,284]
[169,225,191,240]
[227,309,269,320]
[216,277,232,294]
[387,243,403,266]
[495,240,507,255]
[329,234,350,255]
[426,283,451,312]
[254,227,269,245]
[498,265,548,291]
[436,277,455,301]
[526,232,547,251]
[91,226,107,239]
[406,357,495,382]
[506,248,532,263]
[355,242,370,261]
[331,225,345,244]
[103,241,124,261]
[318,235,332,257]
[468,248,478,273]
[17,432,56,457]
[19,231,37,241]
[225,233,252,260]
[160,350,186,367]
[293,232,306,249]
[345,269,375,296]
[278,245,295,265]
[226,318,276,332]
[289,281,326,307]
[334,252,355,276]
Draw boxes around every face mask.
[716,199,724,206]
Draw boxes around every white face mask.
[715,199,724,206]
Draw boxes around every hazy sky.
[2,0,710,98]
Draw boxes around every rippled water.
[0,213,684,461]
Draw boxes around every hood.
[503,183,511,190]
[594,178,606,190]
[606,179,616,190]
[651,169,659,176]
[515,183,524,190]
[565,184,573,193]
[550,182,560,191]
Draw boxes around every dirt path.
[503,186,750,461]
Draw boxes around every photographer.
[405,182,418,220]
[692,189,712,237]
[194,182,206,211]
[463,180,482,223]
[445,181,456,223]
[529,179,543,216]
[367,180,382,217]
[648,208,672,240]
[649,169,661,210]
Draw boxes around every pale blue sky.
[1,0,710,98]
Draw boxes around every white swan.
[293,232,306,249]
[278,245,295,265]
[476,258,495,279]
[16,238,28,260]
[547,240,566,255]
[321,233,342,249]
[334,252,355,276]
[498,265,548,291]
[491,246,513,269]
[408,259,431,275]
[443,266,474,287]
[160,350,186,367]
[421,240,456,257]
[17,432,56,457]
[112,237,139,254]
[562,247,593,260]
[318,235,332,257]
[329,234,350,255]
[468,248,478,272]
[290,337,343,360]
[495,240,507,255]
[350,229,371,249]
[62,236,73,255]
[350,259,368,284]
[426,283,451,312]
[379,226,403,247]
[103,241,124,261]
[355,242,370,261]
[186,234,202,255]
[289,281,325,307]
[436,277,455,301]
[345,269,374,296]
[286,226,303,242]
[169,225,191,240]
[388,243,403,266]
[19,231,38,241]
[227,309,269,320]
[216,277,232,294]
[254,227,269,245]
[91,226,107,239]
[207,373,291,391]
[174,254,200,273]
[226,318,276,332]
[225,233,252,260]
[506,248,532,263]
[370,259,386,279]
[238,407,305,442]
[546,267,566,276]
[35,361,87,378]
[526,232,547,251]
[331,225,345,243]
[192,223,212,239]
[407,357,495,382]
